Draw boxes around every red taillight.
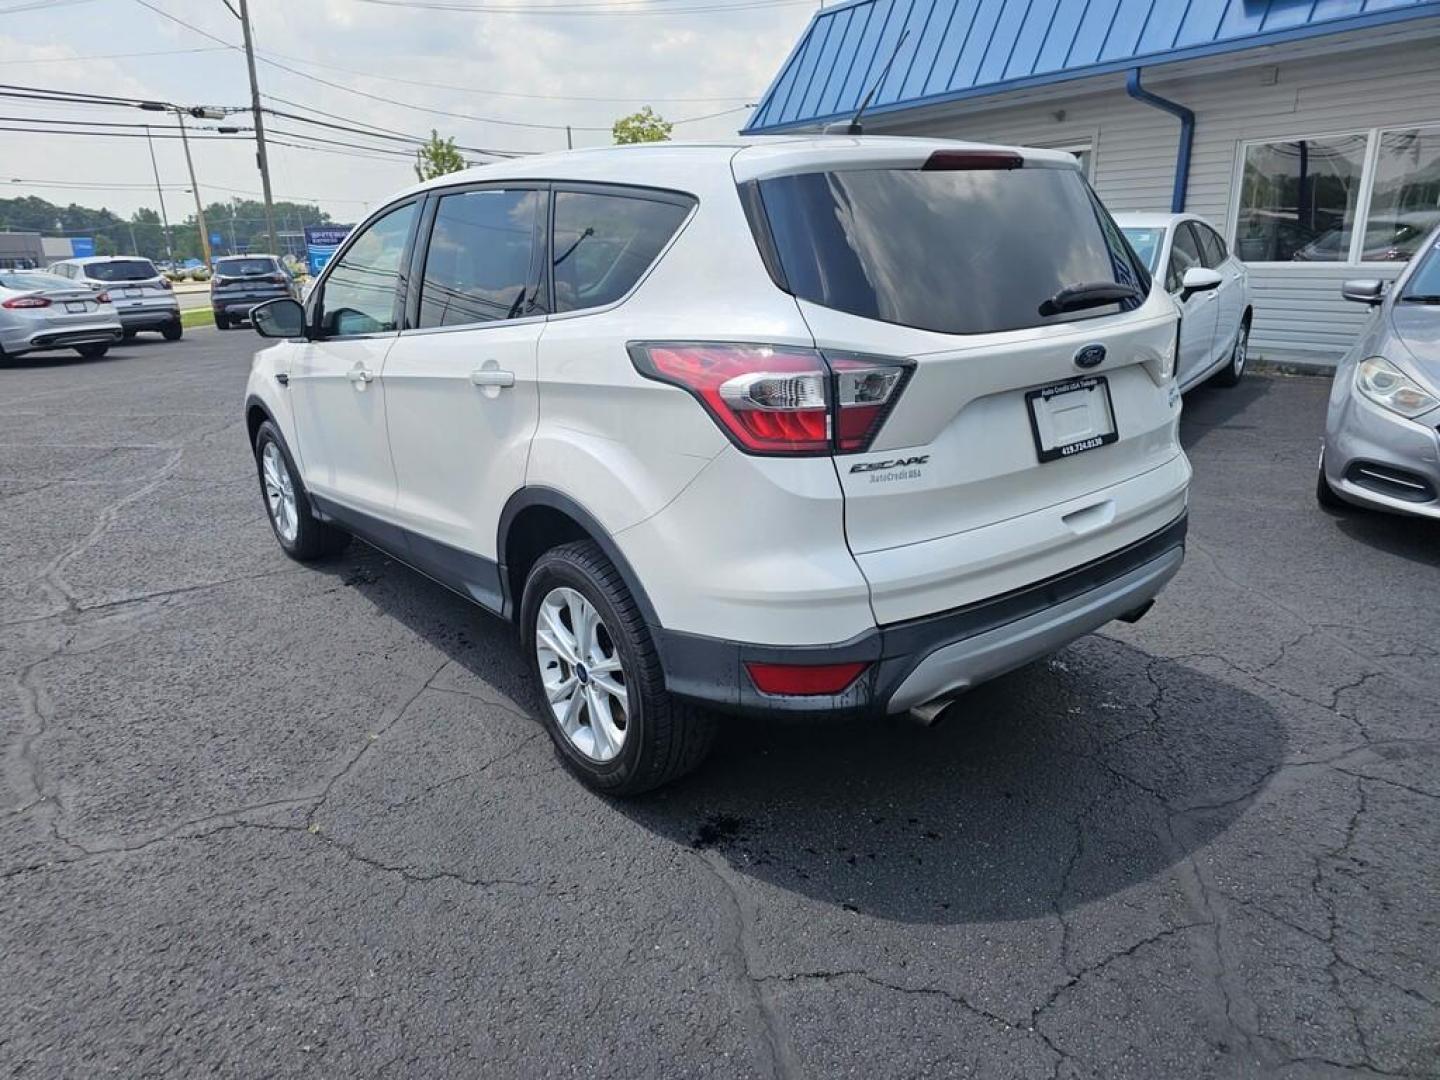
[746,661,869,696]
[267,274,288,285]
[922,150,1024,171]
[629,342,912,456]
[2,294,50,309]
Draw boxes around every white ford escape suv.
[243,137,1191,794]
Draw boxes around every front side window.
[417,188,542,328]
[1362,127,1440,262]
[552,190,690,314]
[1196,224,1227,268]
[1234,135,1367,262]
[1168,223,1204,293]
[319,201,416,337]
[755,165,1145,336]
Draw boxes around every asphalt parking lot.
[2,332,1437,1078]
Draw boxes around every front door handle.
[470,368,515,388]
[347,366,375,388]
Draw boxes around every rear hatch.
[82,259,172,307]
[737,144,1185,621]
[213,258,290,301]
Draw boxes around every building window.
[1234,135,1367,263]
[1233,125,1440,264]
[1362,127,1440,262]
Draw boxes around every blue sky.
[0,0,816,221]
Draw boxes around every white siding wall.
[875,36,1440,363]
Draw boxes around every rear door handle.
[470,368,515,388]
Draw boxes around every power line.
[346,0,814,13]
[249,45,752,102]
[260,96,529,157]
[129,0,237,48]
[0,45,228,64]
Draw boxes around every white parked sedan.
[1117,213,1251,391]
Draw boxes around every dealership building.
[745,0,1440,366]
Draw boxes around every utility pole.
[143,125,173,261]
[173,110,212,268]
[236,0,279,256]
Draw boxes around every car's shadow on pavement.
[1331,506,1440,567]
[319,543,1287,928]
[1177,373,1277,451]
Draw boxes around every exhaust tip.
[1117,599,1155,625]
[908,696,957,727]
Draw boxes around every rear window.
[216,257,280,276]
[83,259,158,282]
[752,166,1146,336]
[0,272,74,290]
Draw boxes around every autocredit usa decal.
[849,455,929,483]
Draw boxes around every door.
[1169,222,1219,387]
[382,185,548,612]
[289,200,418,519]
[1195,222,1244,354]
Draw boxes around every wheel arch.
[244,394,273,449]
[498,488,661,628]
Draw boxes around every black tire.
[213,312,229,330]
[1316,452,1346,510]
[1211,316,1249,388]
[75,343,109,359]
[520,541,716,795]
[252,420,350,561]
[162,321,183,341]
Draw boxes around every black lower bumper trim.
[653,513,1188,717]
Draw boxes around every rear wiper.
[1399,294,1440,303]
[1039,281,1140,317]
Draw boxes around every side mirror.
[251,297,306,339]
[1179,267,1222,301]
[1341,279,1385,306]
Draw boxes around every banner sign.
[303,225,353,276]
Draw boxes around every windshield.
[0,272,76,291]
[1120,227,1165,273]
[1401,236,1440,300]
[84,259,158,282]
[216,257,280,276]
[753,165,1147,336]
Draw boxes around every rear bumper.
[3,325,123,353]
[214,292,288,317]
[653,513,1187,717]
[117,306,179,328]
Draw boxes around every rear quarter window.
[751,165,1147,336]
[552,190,691,314]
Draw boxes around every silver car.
[0,270,123,362]
[1318,227,1440,517]
[46,256,182,341]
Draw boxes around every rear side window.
[83,259,158,282]
[753,166,1146,336]
[418,188,543,328]
[552,190,690,313]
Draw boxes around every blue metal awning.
[745,0,1440,133]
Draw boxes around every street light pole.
[236,0,279,257]
[143,125,174,261]
[174,110,212,269]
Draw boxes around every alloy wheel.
[535,586,630,762]
[260,440,299,544]
[1232,324,1248,377]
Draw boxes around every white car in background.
[1117,213,1251,390]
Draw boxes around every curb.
[1250,355,1335,378]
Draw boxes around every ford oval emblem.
[1074,344,1106,369]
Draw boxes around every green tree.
[414,130,466,181]
[611,106,672,145]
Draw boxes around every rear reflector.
[629,342,912,456]
[922,150,1024,171]
[745,661,869,696]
